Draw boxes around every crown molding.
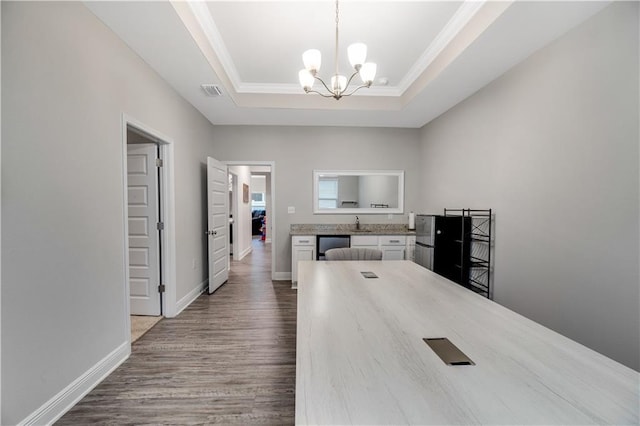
[236,82,401,97]
[187,1,242,92]
[396,0,485,94]
[186,0,485,100]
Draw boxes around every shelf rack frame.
[444,208,493,299]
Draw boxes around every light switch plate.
[288,206,295,214]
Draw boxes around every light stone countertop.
[295,260,639,425]
[290,223,415,236]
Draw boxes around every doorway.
[228,172,238,261]
[122,115,178,345]
[225,162,276,279]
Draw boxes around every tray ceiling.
[85,1,610,128]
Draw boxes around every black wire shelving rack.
[444,208,493,299]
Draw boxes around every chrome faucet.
[355,216,360,230]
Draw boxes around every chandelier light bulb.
[302,49,322,73]
[299,69,315,90]
[348,43,367,69]
[359,62,377,85]
[331,75,347,93]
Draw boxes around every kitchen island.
[295,260,639,425]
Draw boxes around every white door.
[127,143,161,315]
[207,157,229,293]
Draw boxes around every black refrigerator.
[433,215,471,286]
[416,214,471,287]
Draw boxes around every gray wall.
[2,2,637,424]
[1,2,215,423]
[207,126,422,274]
[418,2,639,370]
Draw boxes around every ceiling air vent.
[201,84,223,97]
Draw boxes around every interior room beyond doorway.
[226,162,274,278]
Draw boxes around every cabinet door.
[381,247,405,260]
[292,246,315,285]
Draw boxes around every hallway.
[58,240,297,424]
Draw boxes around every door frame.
[225,161,276,280]
[121,114,178,345]
[228,171,239,262]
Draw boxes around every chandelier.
[298,0,377,100]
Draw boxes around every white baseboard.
[20,342,130,426]
[175,278,208,316]
[236,245,252,261]
[273,272,291,281]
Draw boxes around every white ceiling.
[85,1,609,128]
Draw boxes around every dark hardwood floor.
[57,239,297,425]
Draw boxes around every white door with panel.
[127,143,161,316]
[207,157,229,293]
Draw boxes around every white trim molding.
[0,3,3,419]
[19,342,129,426]
[273,272,292,282]
[183,0,484,100]
[187,1,242,91]
[224,161,277,281]
[121,114,178,320]
[397,0,485,93]
[176,279,208,316]
[236,246,253,262]
[0,2,3,417]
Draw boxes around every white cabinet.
[350,235,409,260]
[350,235,378,249]
[379,235,406,260]
[292,233,415,287]
[292,236,315,287]
[381,247,405,260]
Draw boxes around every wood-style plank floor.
[57,239,296,425]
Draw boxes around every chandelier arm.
[304,88,338,98]
[341,83,372,98]
[344,70,360,90]
[314,76,335,95]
